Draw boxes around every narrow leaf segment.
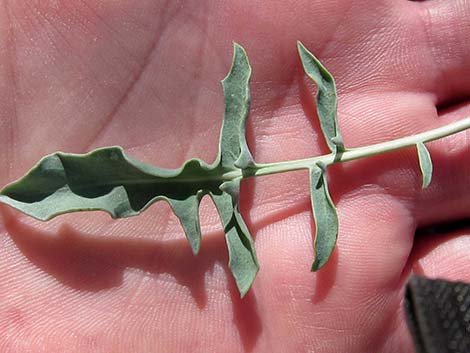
[219,43,255,170]
[309,164,339,271]
[297,41,345,154]
[211,180,258,297]
[416,142,433,189]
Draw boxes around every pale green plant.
[1,42,469,297]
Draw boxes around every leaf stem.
[223,118,470,180]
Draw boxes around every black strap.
[404,276,470,353]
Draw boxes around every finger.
[410,227,470,282]
[413,102,470,226]
[408,0,470,106]
[335,192,417,352]
[337,90,470,228]
[254,190,416,351]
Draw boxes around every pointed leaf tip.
[223,43,251,83]
[232,42,243,52]
[296,40,306,51]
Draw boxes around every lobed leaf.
[2,40,452,298]
[416,142,433,189]
[309,163,338,271]
[0,147,216,254]
[0,42,258,297]
[214,43,259,295]
[297,41,345,154]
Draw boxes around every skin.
[0,0,469,352]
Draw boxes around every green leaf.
[417,142,433,189]
[213,43,258,296]
[219,43,255,170]
[211,180,258,297]
[309,163,338,271]
[0,42,258,296]
[0,147,215,254]
[297,41,344,154]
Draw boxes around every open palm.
[1,1,469,352]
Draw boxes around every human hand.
[1,1,469,352]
